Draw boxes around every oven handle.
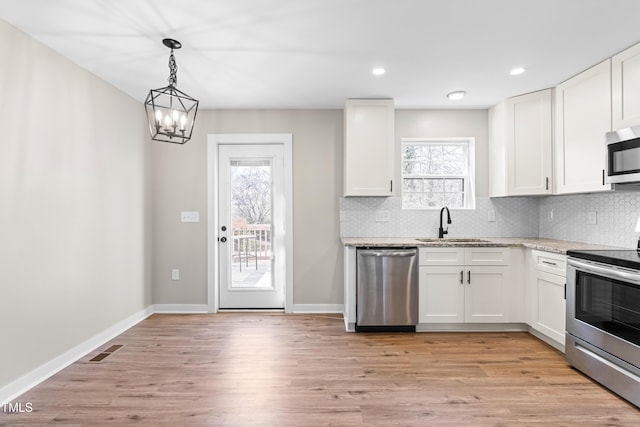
[568,258,640,284]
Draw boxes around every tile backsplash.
[340,192,640,249]
[539,192,640,249]
[340,196,539,238]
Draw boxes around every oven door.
[566,258,640,368]
[606,127,640,183]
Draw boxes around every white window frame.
[401,137,476,210]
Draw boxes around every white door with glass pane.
[218,144,285,309]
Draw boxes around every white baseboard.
[290,304,344,313]
[152,304,210,314]
[0,306,154,404]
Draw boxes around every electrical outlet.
[487,209,496,222]
[171,269,180,281]
[547,209,554,222]
[587,211,597,225]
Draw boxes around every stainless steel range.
[566,250,640,408]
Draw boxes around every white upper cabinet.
[507,89,553,195]
[343,99,394,197]
[555,59,612,194]
[612,43,640,129]
[489,89,553,196]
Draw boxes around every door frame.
[207,134,293,313]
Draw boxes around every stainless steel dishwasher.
[356,247,418,332]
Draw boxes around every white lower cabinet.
[419,247,511,323]
[526,250,567,347]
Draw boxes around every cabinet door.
[612,43,640,129]
[506,89,553,195]
[343,99,394,196]
[465,266,509,323]
[555,60,612,194]
[531,270,566,345]
[419,266,464,323]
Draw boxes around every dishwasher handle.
[358,250,416,258]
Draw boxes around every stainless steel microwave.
[606,125,640,184]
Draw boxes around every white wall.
[0,21,151,390]
[151,109,344,306]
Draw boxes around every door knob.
[220,237,227,243]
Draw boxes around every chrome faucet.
[439,206,452,238]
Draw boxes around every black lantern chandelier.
[144,38,199,144]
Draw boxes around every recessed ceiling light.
[446,90,466,101]
[510,67,526,76]
[372,67,386,76]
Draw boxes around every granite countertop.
[341,237,621,254]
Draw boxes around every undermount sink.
[415,238,490,243]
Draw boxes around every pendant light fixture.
[144,38,199,144]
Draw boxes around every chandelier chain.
[168,49,178,87]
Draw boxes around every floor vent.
[104,344,124,353]
[89,344,124,363]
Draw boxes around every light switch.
[181,211,200,222]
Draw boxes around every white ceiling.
[1,0,640,109]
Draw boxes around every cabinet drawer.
[419,248,465,266]
[419,247,510,266]
[464,247,510,266]
[532,250,566,276]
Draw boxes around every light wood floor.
[3,313,639,426]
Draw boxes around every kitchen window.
[401,138,475,209]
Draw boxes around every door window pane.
[230,159,273,289]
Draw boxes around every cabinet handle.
[602,169,605,186]
[390,180,393,193]
[467,270,471,285]
[545,177,549,190]
[460,270,464,284]
[542,260,558,267]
